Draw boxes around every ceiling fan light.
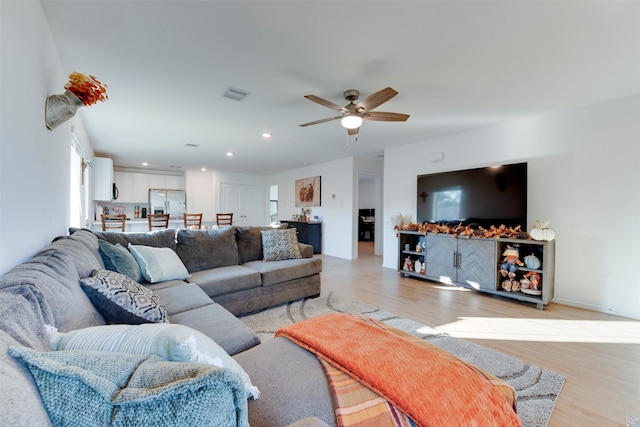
[341,114,363,129]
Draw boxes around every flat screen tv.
[417,162,527,229]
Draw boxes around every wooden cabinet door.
[457,238,497,290]
[425,234,457,283]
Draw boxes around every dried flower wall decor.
[64,72,108,106]
[45,71,109,130]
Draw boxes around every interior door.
[220,184,265,226]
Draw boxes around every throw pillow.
[261,228,302,261]
[48,323,260,400]
[80,269,168,324]
[129,244,189,283]
[8,346,249,427]
[97,239,143,282]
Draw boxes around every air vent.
[223,87,250,101]
[184,143,199,148]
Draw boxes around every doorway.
[356,173,382,259]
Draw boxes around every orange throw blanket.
[275,313,520,427]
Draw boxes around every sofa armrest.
[298,243,314,258]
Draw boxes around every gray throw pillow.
[261,228,302,261]
[97,239,143,282]
[9,346,249,427]
[80,269,168,324]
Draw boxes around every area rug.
[240,291,565,427]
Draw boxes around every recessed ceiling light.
[262,133,272,138]
[201,167,207,171]
[141,162,149,166]
[226,152,233,157]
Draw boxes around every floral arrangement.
[64,72,108,106]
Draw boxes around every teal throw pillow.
[9,346,249,427]
[97,239,143,282]
[49,323,259,399]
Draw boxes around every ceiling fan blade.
[299,116,342,127]
[347,127,360,136]
[355,87,398,112]
[304,95,348,113]
[363,111,410,122]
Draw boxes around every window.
[69,133,88,228]
[269,185,278,222]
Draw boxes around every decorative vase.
[45,90,84,130]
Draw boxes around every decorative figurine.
[403,256,414,271]
[522,271,542,295]
[500,245,524,278]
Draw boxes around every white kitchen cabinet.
[114,171,185,204]
[114,171,133,203]
[132,173,150,203]
[93,157,113,201]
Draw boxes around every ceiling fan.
[299,87,410,135]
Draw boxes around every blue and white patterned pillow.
[80,269,168,324]
[260,228,302,262]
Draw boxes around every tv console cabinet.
[398,231,555,309]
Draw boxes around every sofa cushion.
[244,258,323,287]
[9,346,249,427]
[147,282,216,316]
[187,265,261,298]
[48,235,104,279]
[63,228,105,269]
[261,228,302,261]
[0,249,105,332]
[49,323,259,399]
[0,331,51,427]
[176,227,239,272]
[80,269,168,324]
[169,304,260,356]
[91,228,178,251]
[129,244,189,283]
[97,240,143,282]
[234,337,335,427]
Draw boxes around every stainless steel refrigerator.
[148,189,186,219]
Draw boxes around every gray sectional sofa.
[88,226,322,315]
[0,226,332,426]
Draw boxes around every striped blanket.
[276,313,519,427]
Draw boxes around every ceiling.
[41,1,640,175]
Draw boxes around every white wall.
[268,157,355,259]
[0,1,93,275]
[383,95,640,319]
[358,179,376,209]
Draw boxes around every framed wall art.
[295,176,321,207]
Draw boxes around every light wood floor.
[318,242,640,427]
